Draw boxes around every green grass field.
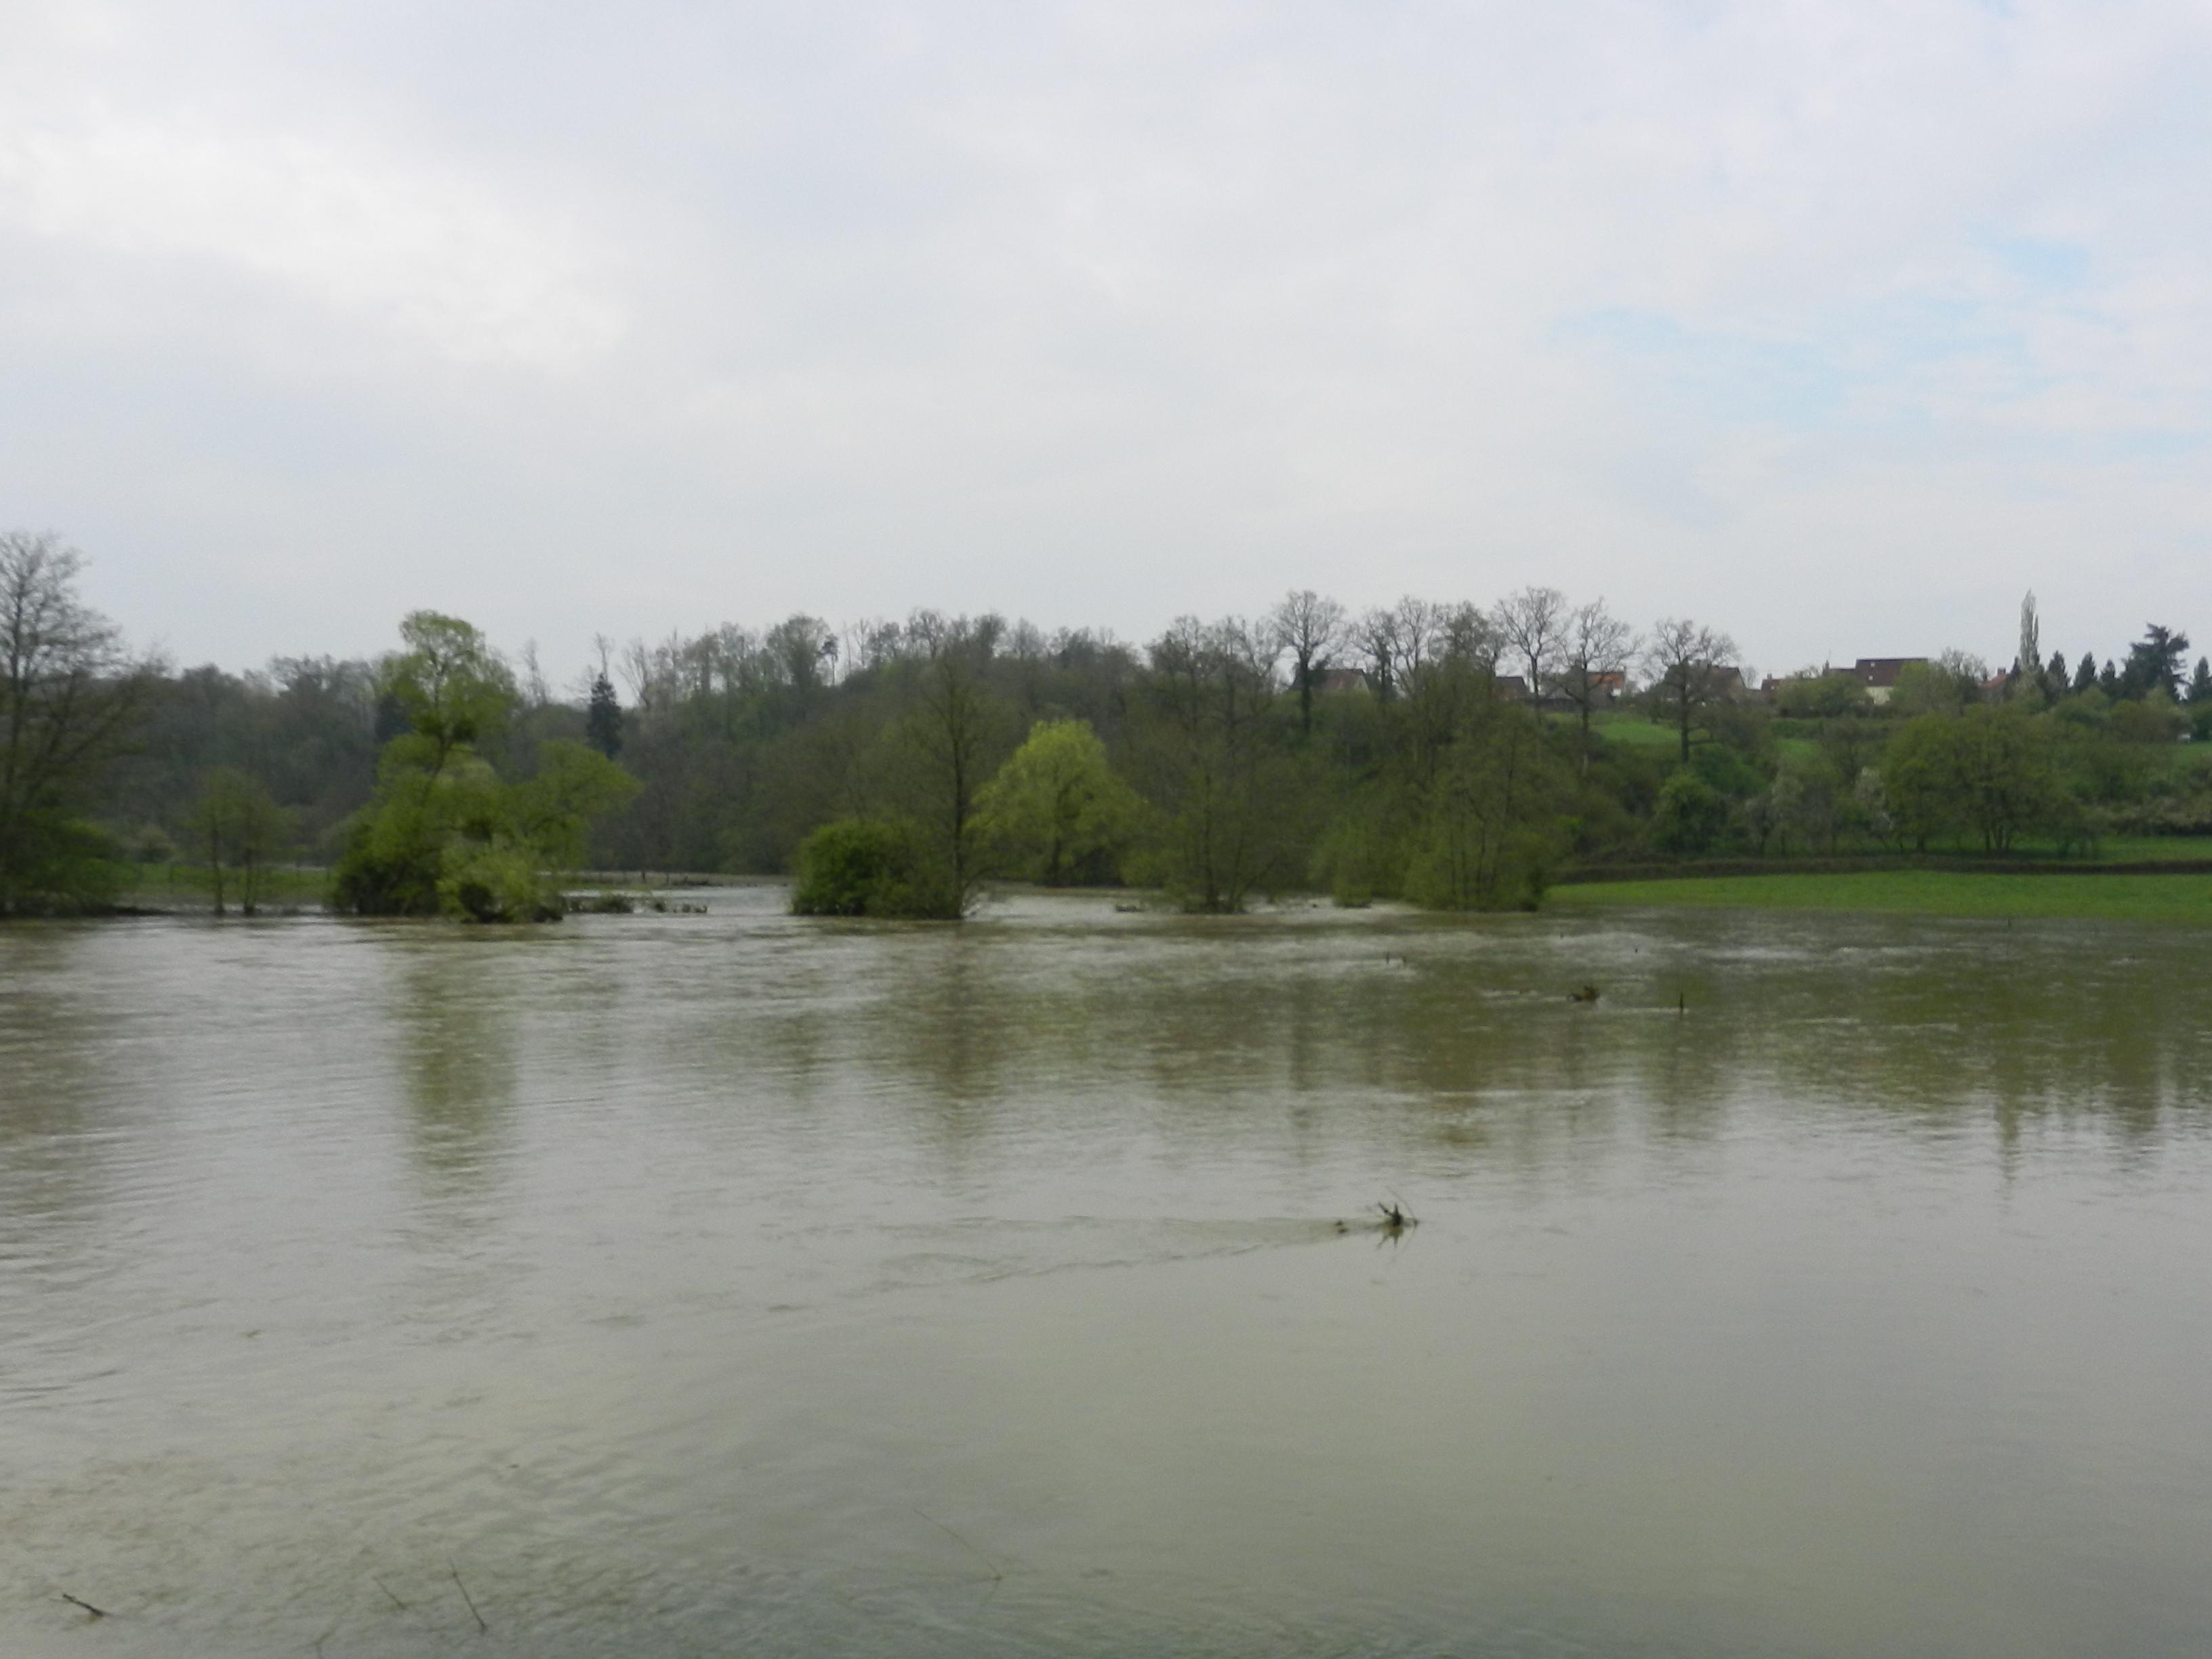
[1588,715,1681,750]
[1550,869,2212,922]
[105,862,330,912]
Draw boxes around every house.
[1315,667,1370,695]
[1494,673,1530,700]
[1847,657,1927,706]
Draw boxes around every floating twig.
[449,1560,488,1634]
[1376,1193,1416,1230]
[1570,983,1599,1003]
[372,1576,409,1612]
[60,1593,109,1619]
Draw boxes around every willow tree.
[973,718,1140,885]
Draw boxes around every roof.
[1850,657,1927,689]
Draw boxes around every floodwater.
[4,888,2211,1658]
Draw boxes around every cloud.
[1,0,2210,677]
[0,109,626,370]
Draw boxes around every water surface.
[4,889,2211,1656]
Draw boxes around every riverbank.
[1549,868,2212,922]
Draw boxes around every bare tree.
[1553,599,1638,765]
[517,640,551,709]
[1643,617,1740,762]
[1,531,159,912]
[1494,586,1567,709]
[1270,589,1348,737]
[1355,607,1403,702]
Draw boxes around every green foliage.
[1127,616,1305,912]
[790,816,937,917]
[1878,706,2069,853]
[438,839,562,923]
[1652,771,1728,855]
[1774,672,1871,718]
[331,618,630,921]
[1400,703,1570,909]
[509,741,640,867]
[187,767,292,914]
[972,718,1139,884]
[384,611,516,765]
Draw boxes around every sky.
[3,0,2210,689]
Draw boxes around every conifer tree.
[586,672,623,758]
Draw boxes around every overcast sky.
[4,1,2209,687]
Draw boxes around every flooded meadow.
[4,888,2211,1656]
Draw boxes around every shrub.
[791,817,935,917]
[438,840,561,922]
[1652,771,1729,856]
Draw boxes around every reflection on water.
[3,891,2211,1658]
[390,937,520,1199]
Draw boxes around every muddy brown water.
[4,888,2211,1656]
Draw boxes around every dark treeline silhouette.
[9,533,2212,917]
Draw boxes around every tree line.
[7,531,2211,918]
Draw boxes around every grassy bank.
[1549,868,2212,922]
[104,862,331,913]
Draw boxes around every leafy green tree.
[508,740,640,867]
[333,617,634,921]
[0,532,159,914]
[1401,699,1570,908]
[1125,616,1304,912]
[1889,651,1988,717]
[1650,769,1728,855]
[1947,705,2062,853]
[973,718,1140,885]
[1880,708,2065,853]
[1775,671,1871,719]
[1877,715,1955,850]
[2072,652,2098,695]
[383,611,514,771]
[2189,657,2212,705]
[790,817,924,916]
[187,767,291,914]
[869,614,1015,917]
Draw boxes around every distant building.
[1315,667,1370,695]
[1494,673,1530,700]
[1847,657,1928,705]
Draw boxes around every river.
[4,888,2210,1656]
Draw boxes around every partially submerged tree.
[188,767,291,915]
[973,718,1140,885]
[0,532,159,914]
[1127,615,1298,912]
[332,613,636,921]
